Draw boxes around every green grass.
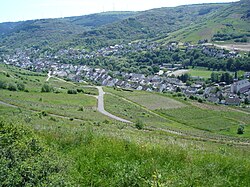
[127,93,186,110]
[188,68,213,79]
[104,93,173,128]
[157,106,250,138]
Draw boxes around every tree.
[152,65,160,73]
[178,74,189,83]
[244,98,249,105]
[176,87,181,92]
[220,72,233,84]
[211,72,219,83]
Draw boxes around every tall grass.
[41,127,250,187]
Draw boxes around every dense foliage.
[0,120,71,186]
[75,48,250,75]
[0,3,236,50]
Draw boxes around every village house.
[225,96,241,106]
[231,79,250,94]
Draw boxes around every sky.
[0,0,239,23]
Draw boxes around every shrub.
[0,80,8,89]
[17,83,25,91]
[189,95,195,100]
[198,98,203,103]
[237,125,244,135]
[67,89,77,94]
[135,120,144,130]
[77,88,84,93]
[7,83,17,91]
[41,84,53,92]
[0,120,71,186]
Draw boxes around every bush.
[189,95,195,100]
[135,120,144,130]
[67,89,77,94]
[237,125,244,135]
[0,120,72,186]
[7,83,17,91]
[0,80,8,89]
[198,98,203,103]
[41,84,53,92]
[17,83,25,91]
[77,88,84,93]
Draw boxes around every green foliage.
[7,82,17,91]
[0,120,71,186]
[0,80,8,89]
[198,98,203,103]
[135,119,144,130]
[237,125,245,134]
[178,74,189,83]
[17,82,25,91]
[67,89,77,94]
[41,83,53,93]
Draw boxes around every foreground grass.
[38,119,250,187]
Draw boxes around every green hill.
[0,1,249,50]
[165,0,250,43]
[0,12,136,49]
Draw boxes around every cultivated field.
[128,93,186,110]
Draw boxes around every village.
[1,42,250,107]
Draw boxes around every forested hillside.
[1,1,249,50]
[0,12,136,49]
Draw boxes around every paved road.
[96,86,132,123]
[45,73,131,123]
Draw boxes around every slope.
[0,11,136,49]
[164,0,250,43]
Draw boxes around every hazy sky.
[0,0,238,23]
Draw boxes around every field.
[128,93,186,110]
[1,65,250,186]
[157,105,250,138]
[188,68,214,79]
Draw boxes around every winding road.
[96,86,132,123]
